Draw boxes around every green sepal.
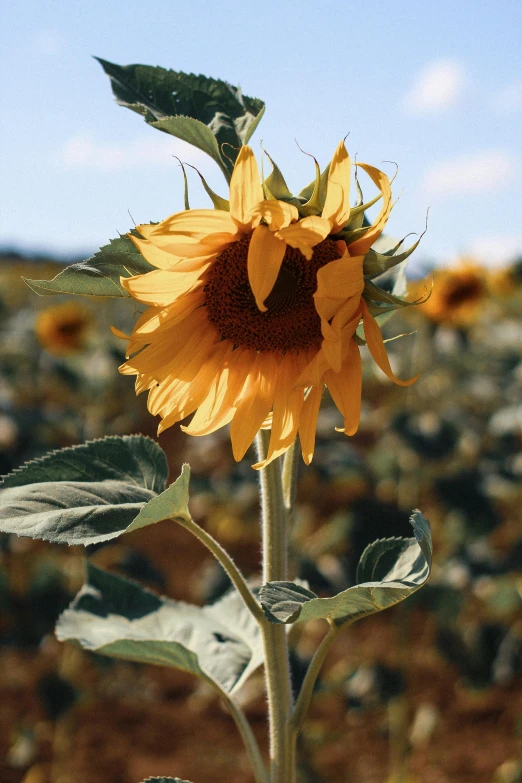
[57,564,264,695]
[24,232,154,298]
[345,193,382,230]
[185,163,230,211]
[263,150,294,201]
[0,435,191,547]
[363,234,424,278]
[297,162,330,216]
[95,58,265,181]
[260,510,431,626]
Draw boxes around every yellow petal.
[314,253,365,322]
[121,308,209,376]
[130,235,183,269]
[143,209,237,241]
[250,200,299,230]
[157,343,231,432]
[321,140,351,231]
[296,347,330,387]
[181,348,254,436]
[230,352,278,461]
[121,266,208,306]
[129,291,206,338]
[147,326,218,416]
[229,146,264,228]
[253,354,305,469]
[275,216,331,260]
[317,295,363,373]
[298,384,324,465]
[347,163,392,256]
[324,339,362,435]
[362,302,419,386]
[139,210,238,258]
[247,225,287,311]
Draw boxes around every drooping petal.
[229,146,264,229]
[298,384,324,465]
[250,200,299,230]
[362,301,419,386]
[321,140,351,232]
[324,338,362,435]
[181,348,255,437]
[230,352,278,461]
[296,346,331,387]
[314,253,365,322]
[120,265,208,306]
[347,164,392,256]
[247,225,287,311]
[275,216,331,260]
[253,354,306,469]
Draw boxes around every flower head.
[416,261,487,327]
[117,142,418,467]
[36,302,91,355]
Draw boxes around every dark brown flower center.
[445,279,484,308]
[204,234,341,352]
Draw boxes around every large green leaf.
[57,564,263,695]
[0,436,190,546]
[96,58,265,180]
[260,511,431,626]
[24,233,154,298]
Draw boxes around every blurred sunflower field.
[0,247,520,783]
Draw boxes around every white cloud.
[467,235,522,267]
[492,82,522,114]
[403,59,467,114]
[58,133,206,172]
[422,150,517,197]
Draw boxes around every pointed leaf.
[57,564,263,694]
[0,436,192,546]
[24,233,154,298]
[260,511,431,626]
[96,58,265,178]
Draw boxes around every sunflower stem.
[256,430,295,783]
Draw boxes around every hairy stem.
[290,621,339,738]
[174,515,265,625]
[256,431,294,783]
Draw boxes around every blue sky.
[1,0,521,269]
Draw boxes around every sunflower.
[116,142,418,468]
[36,302,91,355]
[416,262,487,327]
